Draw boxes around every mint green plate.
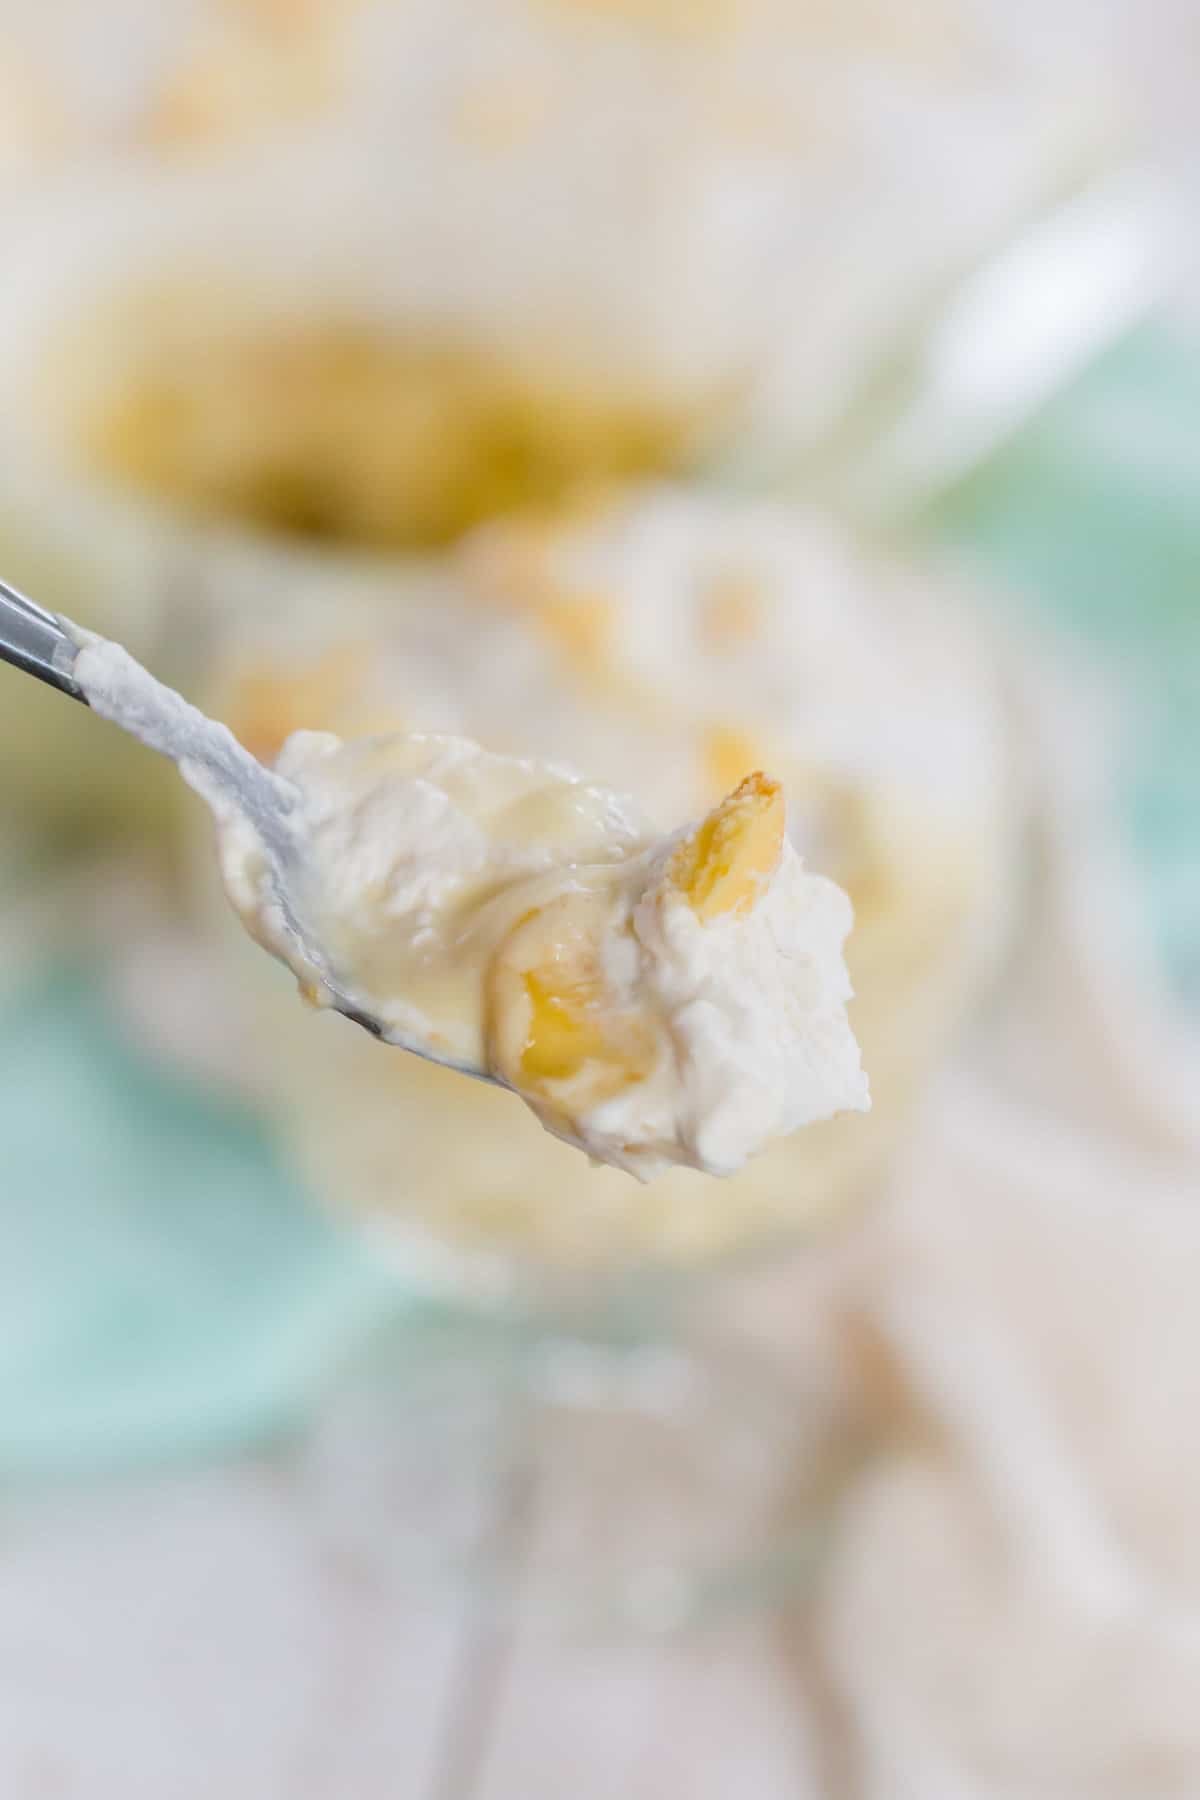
[0,969,399,1479]
[931,323,1200,1011]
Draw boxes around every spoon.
[0,574,499,1083]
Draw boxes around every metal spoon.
[0,574,497,1083]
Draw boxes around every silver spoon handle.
[0,577,86,701]
[0,572,292,840]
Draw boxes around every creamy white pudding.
[71,627,867,1180]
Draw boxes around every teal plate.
[0,969,399,1479]
[931,322,1200,1011]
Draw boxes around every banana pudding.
[210,728,867,1178]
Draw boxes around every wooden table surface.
[0,1448,828,1799]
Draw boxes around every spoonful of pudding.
[0,577,869,1179]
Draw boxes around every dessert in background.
[0,0,1121,844]
[127,486,1015,1274]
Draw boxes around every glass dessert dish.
[0,0,1148,868]
[107,483,1018,1625]
[0,0,1137,840]
[0,0,1133,593]
[177,489,1011,1271]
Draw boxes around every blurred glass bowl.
[150,483,1018,1628]
[95,484,1020,1285]
[0,0,1132,581]
[0,0,1128,843]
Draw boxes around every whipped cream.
[69,622,868,1179]
[215,731,869,1179]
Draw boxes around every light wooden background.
[0,1448,835,1798]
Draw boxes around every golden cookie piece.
[667,771,785,921]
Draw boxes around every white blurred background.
[0,3,1197,1795]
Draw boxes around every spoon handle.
[0,577,87,701]
[0,573,294,847]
